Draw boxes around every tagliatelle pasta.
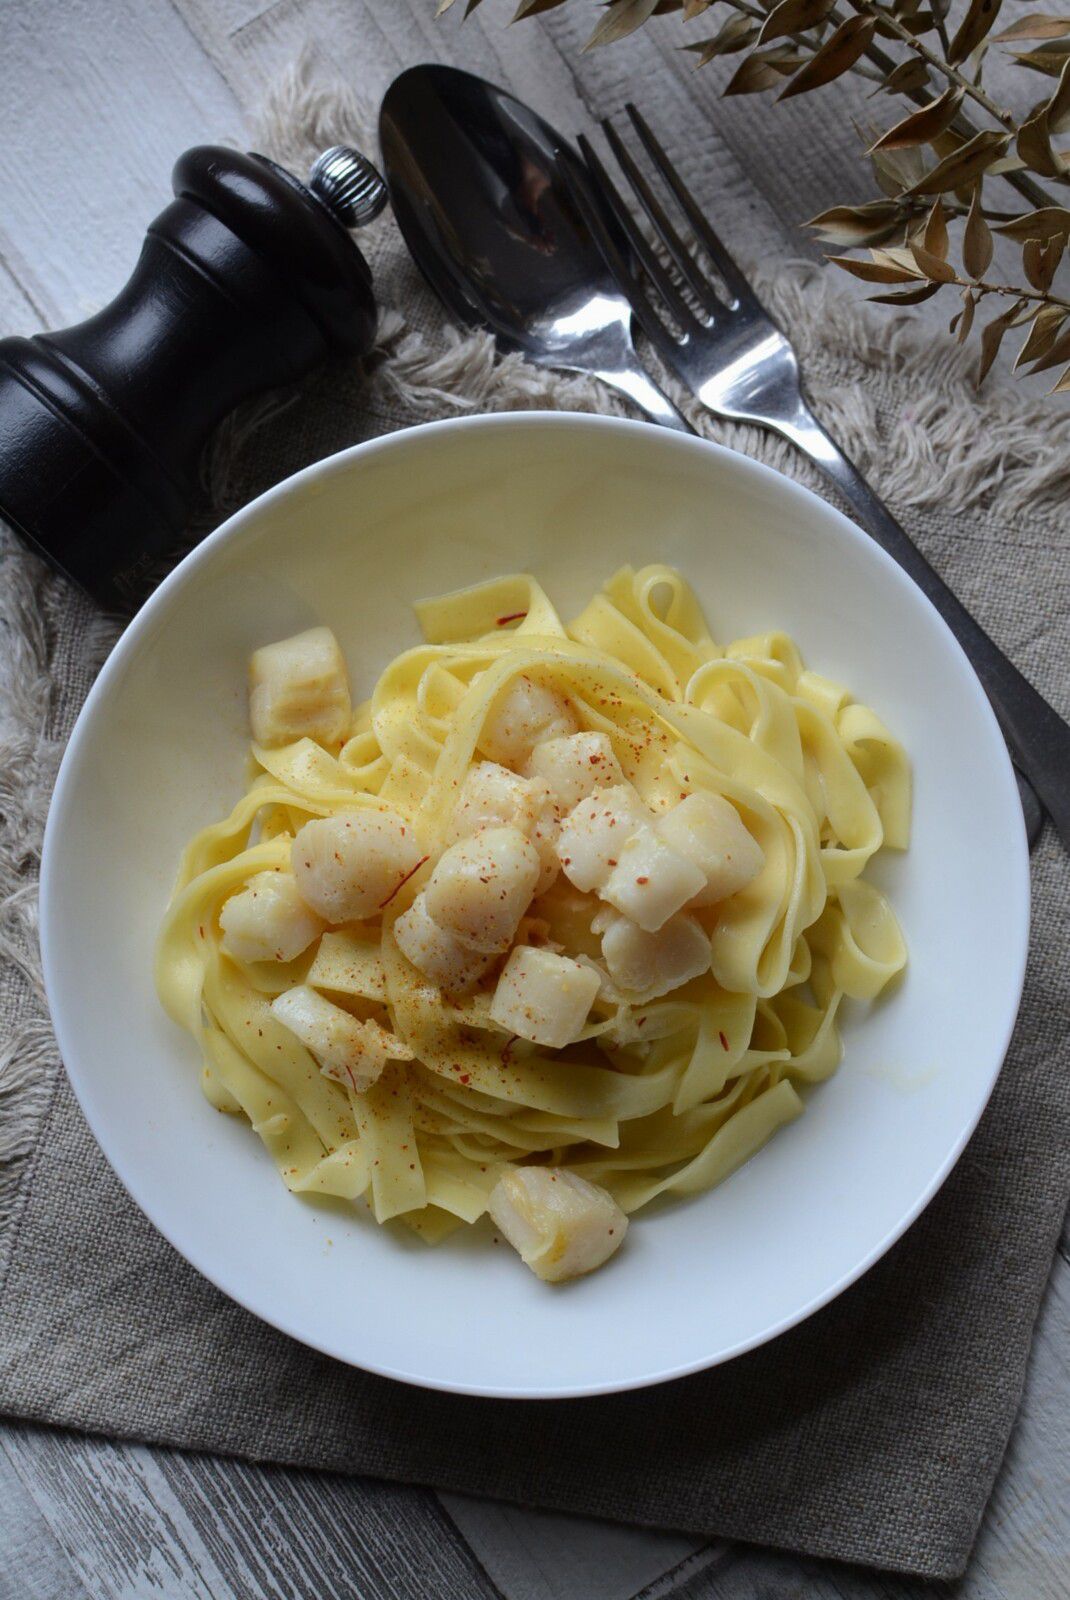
[156,566,909,1278]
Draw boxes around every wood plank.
[0,1444,88,1600]
[1,1425,503,1600]
[0,0,246,326]
[0,254,42,336]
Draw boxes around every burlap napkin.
[1,100,1068,1579]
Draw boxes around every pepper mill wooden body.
[0,144,385,608]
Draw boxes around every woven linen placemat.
[1,81,1069,1583]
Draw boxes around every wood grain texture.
[0,0,245,324]
[0,1425,505,1600]
[0,1,1066,1597]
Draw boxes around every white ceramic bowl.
[41,413,1029,1398]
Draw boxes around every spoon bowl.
[379,65,690,429]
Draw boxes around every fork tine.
[578,134,698,333]
[600,119,724,317]
[625,104,757,310]
[558,153,682,364]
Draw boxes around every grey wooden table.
[1,2,1067,1596]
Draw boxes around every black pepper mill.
[0,143,387,609]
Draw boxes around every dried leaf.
[910,237,958,279]
[685,15,759,61]
[908,129,1012,194]
[1030,321,1070,372]
[807,199,905,245]
[758,0,836,46]
[584,0,660,49]
[1023,232,1064,288]
[957,287,977,343]
[1047,54,1070,130]
[923,196,949,258]
[896,9,941,36]
[871,143,930,194]
[879,58,932,94]
[948,0,1004,65]
[1010,42,1070,75]
[513,0,570,16]
[1017,104,1062,174]
[872,245,917,267]
[963,185,995,275]
[976,299,1026,384]
[994,205,1070,239]
[1050,362,1070,392]
[778,15,876,99]
[683,0,714,16]
[866,281,943,304]
[870,85,964,150]
[994,13,1070,42]
[826,253,923,283]
[724,48,806,93]
[1014,303,1068,367]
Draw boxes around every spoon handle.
[589,362,696,433]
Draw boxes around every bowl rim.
[40,410,1030,1399]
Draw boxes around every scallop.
[291,809,423,924]
[248,626,351,748]
[555,785,650,895]
[270,985,412,1092]
[656,791,765,905]
[601,828,706,932]
[599,911,711,999]
[489,945,602,1049]
[393,892,496,993]
[487,1167,628,1282]
[218,870,325,964]
[448,761,559,895]
[424,825,540,954]
[477,675,578,767]
[523,731,625,815]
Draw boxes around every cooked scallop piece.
[555,785,650,894]
[600,910,711,999]
[424,825,540,953]
[489,946,602,1049]
[601,828,706,932]
[477,675,578,767]
[270,985,413,1092]
[656,791,765,905]
[487,1167,628,1282]
[248,626,351,748]
[292,809,424,924]
[448,761,560,895]
[219,870,325,964]
[523,731,626,815]
[393,892,496,993]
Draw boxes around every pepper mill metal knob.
[309,146,389,228]
[0,143,386,610]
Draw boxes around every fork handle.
[785,405,1067,850]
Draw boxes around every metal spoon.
[378,64,692,431]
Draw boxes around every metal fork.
[569,105,1070,854]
